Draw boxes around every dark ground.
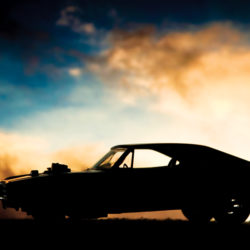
[1,218,249,248]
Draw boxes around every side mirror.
[123,163,129,169]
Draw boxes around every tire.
[214,195,249,224]
[182,207,212,223]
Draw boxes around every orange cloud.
[49,144,105,171]
[0,131,105,179]
[0,131,50,179]
[87,23,245,96]
[85,22,250,159]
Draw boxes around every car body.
[0,143,250,223]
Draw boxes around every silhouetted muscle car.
[1,143,250,223]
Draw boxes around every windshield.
[92,149,125,170]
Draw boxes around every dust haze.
[83,22,250,159]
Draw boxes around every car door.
[104,170,131,213]
[105,151,136,213]
[130,166,185,211]
[107,149,185,213]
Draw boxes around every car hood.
[3,169,105,183]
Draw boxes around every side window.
[133,149,171,168]
[119,152,133,168]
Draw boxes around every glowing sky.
[1,0,250,219]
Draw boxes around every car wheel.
[214,195,249,224]
[182,207,212,223]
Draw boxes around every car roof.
[112,143,249,165]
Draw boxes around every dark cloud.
[0,1,23,40]
[2,0,250,44]
[0,1,49,41]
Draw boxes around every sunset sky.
[1,0,250,219]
